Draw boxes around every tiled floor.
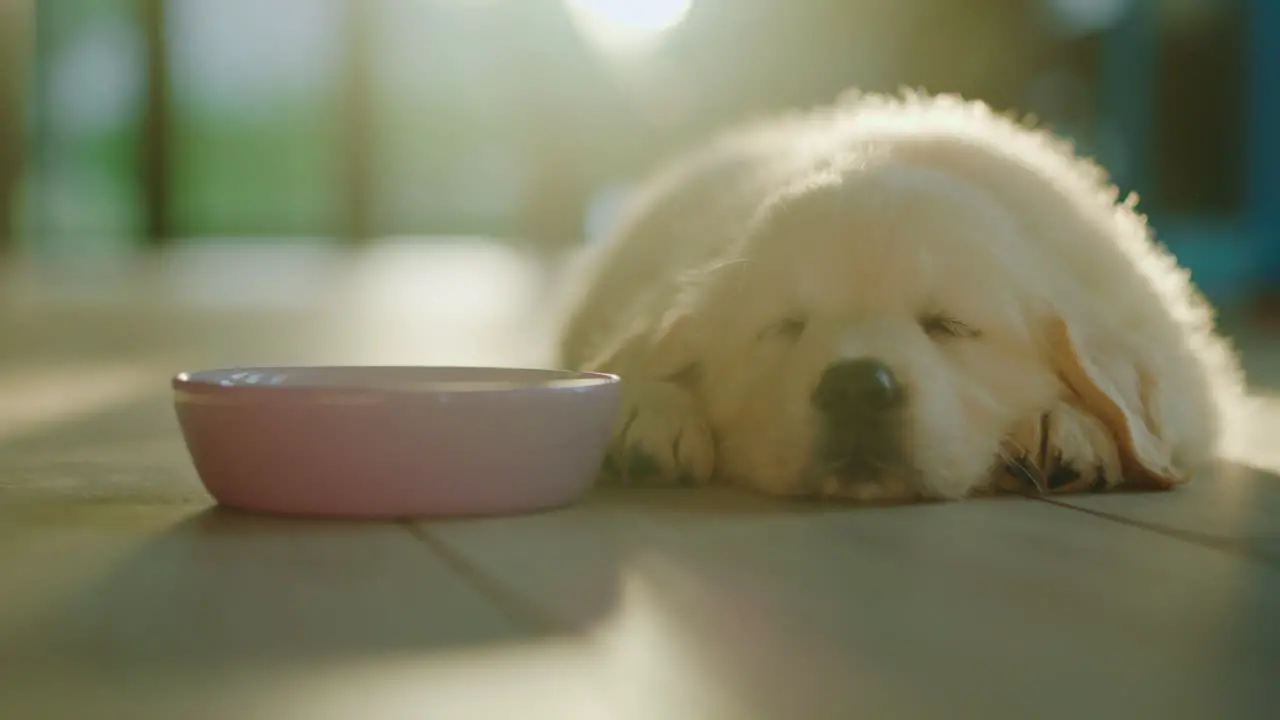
[3,242,1280,719]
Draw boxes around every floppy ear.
[588,304,701,382]
[1047,316,1184,489]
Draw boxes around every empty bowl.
[172,366,621,518]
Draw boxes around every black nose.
[812,358,902,417]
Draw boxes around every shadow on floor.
[0,506,611,676]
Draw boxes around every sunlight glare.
[565,0,691,33]
[564,0,692,52]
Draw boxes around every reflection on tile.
[1048,462,1280,542]
[426,492,1280,718]
[1053,395,1280,542]
[1225,394,1280,473]
[0,362,160,444]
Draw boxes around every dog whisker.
[996,442,1047,494]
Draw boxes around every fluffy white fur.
[555,90,1247,502]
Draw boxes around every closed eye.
[920,312,980,340]
[761,316,808,342]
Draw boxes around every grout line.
[398,521,561,632]
[1033,496,1280,569]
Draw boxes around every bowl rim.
[172,365,620,404]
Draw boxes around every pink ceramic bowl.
[172,366,621,519]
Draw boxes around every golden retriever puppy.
[555,90,1246,501]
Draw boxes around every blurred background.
[0,0,1276,345]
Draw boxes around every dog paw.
[997,401,1123,494]
[599,380,715,487]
